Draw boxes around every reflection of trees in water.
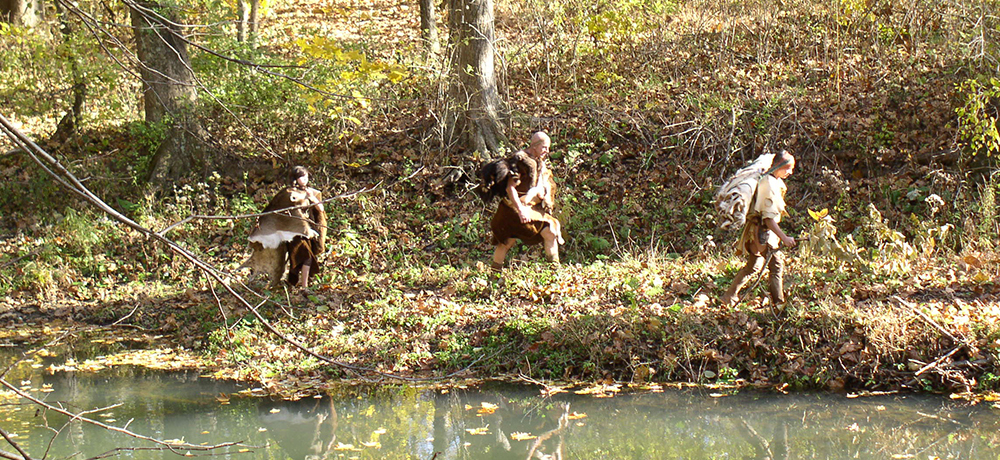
[259,397,338,460]
[571,391,1000,459]
[6,365,1000,460]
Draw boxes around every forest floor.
[2,0,1000,400]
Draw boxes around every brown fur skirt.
[490,203,549,246]
[286,236,321,285]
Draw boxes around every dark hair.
[289,166,309,184]
[771,150,794,170]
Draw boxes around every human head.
[526,132,551,160]
[772,150,795,179]
[289,165,309,187]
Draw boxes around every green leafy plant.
[955,78,1000,158]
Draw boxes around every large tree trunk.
[447,0,506,156]
[236,0,249,42]
[129,0,211,186]
[1,0,39,26]
[419,0,439,54]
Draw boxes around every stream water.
[1,347,999,459]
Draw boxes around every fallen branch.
[0,377,246,455]
[0,113,476,384]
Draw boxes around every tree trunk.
[447,0,506,156]
[248,0,259,43]
[50,0,86,146]
[1,0,38,26]
[130,0,211,186]
[419,0,439,54]
[236,0,249,42]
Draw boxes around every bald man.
[490,132,562,270]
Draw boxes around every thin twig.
[0,426,32,460]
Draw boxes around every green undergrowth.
[1,157,999,397]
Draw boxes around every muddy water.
[1,350,999,459]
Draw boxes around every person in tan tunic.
[721,151,796,307]
[244,166,327,289]
[489,132,562,270]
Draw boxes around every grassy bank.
[0,168,997,398]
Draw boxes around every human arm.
[763,217,796,248]
[520,165,552,207]
[506,175,531,223]
[310,190,327,255]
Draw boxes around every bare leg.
[300,262,311,289]
[541,227,559,264]
[492,238,516,270]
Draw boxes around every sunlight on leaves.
[808,208,829,221]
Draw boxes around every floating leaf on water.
[465,426,489,435]
[269,408,281,414]
[567,412,587,420]
[510,432,536,441]
[477,402,498,414]
[334,442,356,450]
[201,431,210,434]
[258,427,267,432]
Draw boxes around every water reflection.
[1,353,999,459]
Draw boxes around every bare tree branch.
[0,426,32,460]
[0,114,484,384]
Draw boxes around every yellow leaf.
[334,442,356,450]
[465,425,489,435]
[343,50,364,62]
[963,254,984,268]
[387,69,408,83]
[510,432,536,441]
[808,208,829,221]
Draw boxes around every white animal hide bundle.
[715,153,774,230]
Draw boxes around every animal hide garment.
[715,153,775,230]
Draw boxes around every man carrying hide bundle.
[719,150,797,307]
[243,166,327,289]
[479,131,563,271]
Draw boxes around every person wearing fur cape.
[721,150,797,307]
[478,132,563,270]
